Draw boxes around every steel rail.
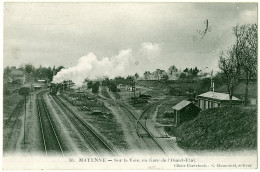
[36,92,64,156]
[116,102,166,154]
[53,95,115,156]
[36,98,47,155]
[49,94,100,156]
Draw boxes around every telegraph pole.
[24,95,26,144]
[19,87,29,144]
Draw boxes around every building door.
[200,99,203,109]
[209,101,212,108]
[205,100,208,109]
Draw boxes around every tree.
[87,81,93,89]
[114,76,126,85]
[218,24,257,106]
[192,67,200,77]
[109,82,117,92]
[92,82,99,93]
[162,74,169,81]
[25,64,34,82]
[168,65,178,75]
[143,71,150,80]
[46,67,53,81]
[4,66,11,76]
[55,66,64,74]
[238,24,257,105]
[219,48,241,106]
[179,72,187,79]
[126,75,134,85]
[183,68,189,73]
[134,73,139,80]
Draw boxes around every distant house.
[172,100,201,126]
[10,70,25,84]
[197,91,243,110]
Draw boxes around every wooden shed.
[172,100,201,127]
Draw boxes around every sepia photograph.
[2,1,258,170]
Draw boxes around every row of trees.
[218,24,257,106]
[4,65,65,82]
[179,67,200,80]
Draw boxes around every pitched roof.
[172,100,192,111]
[197,91,241,101]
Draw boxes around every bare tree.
[219,48,241,106]
[219,24,257,106]
[239,24,257,105]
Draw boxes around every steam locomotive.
[50,83,59,95]
[50,82,70,95]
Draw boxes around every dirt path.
[146,99,186,155]
[104,87,150,155]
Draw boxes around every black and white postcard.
[2,1,258,170]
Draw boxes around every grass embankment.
[3,91,23,120]
[171,106,257,150]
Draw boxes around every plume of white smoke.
[53,42,161,86]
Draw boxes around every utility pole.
[19,87,29,144]
[24,95,26,144]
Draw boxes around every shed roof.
[172,100,192,111]
[197,91,240,101]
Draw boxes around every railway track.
[82,87,166,154]
[36,92,64,156]
[120,102,166,154]
[102,88,167,155]
[51,95,116,156]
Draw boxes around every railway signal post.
[19,87,30,144]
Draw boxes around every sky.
[4,2,257,78]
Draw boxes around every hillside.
[136,80,203,95]
[173,106,257,150]
[136,80,257,98]
[215,81,257,99]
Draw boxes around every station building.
[197,91,243,110]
